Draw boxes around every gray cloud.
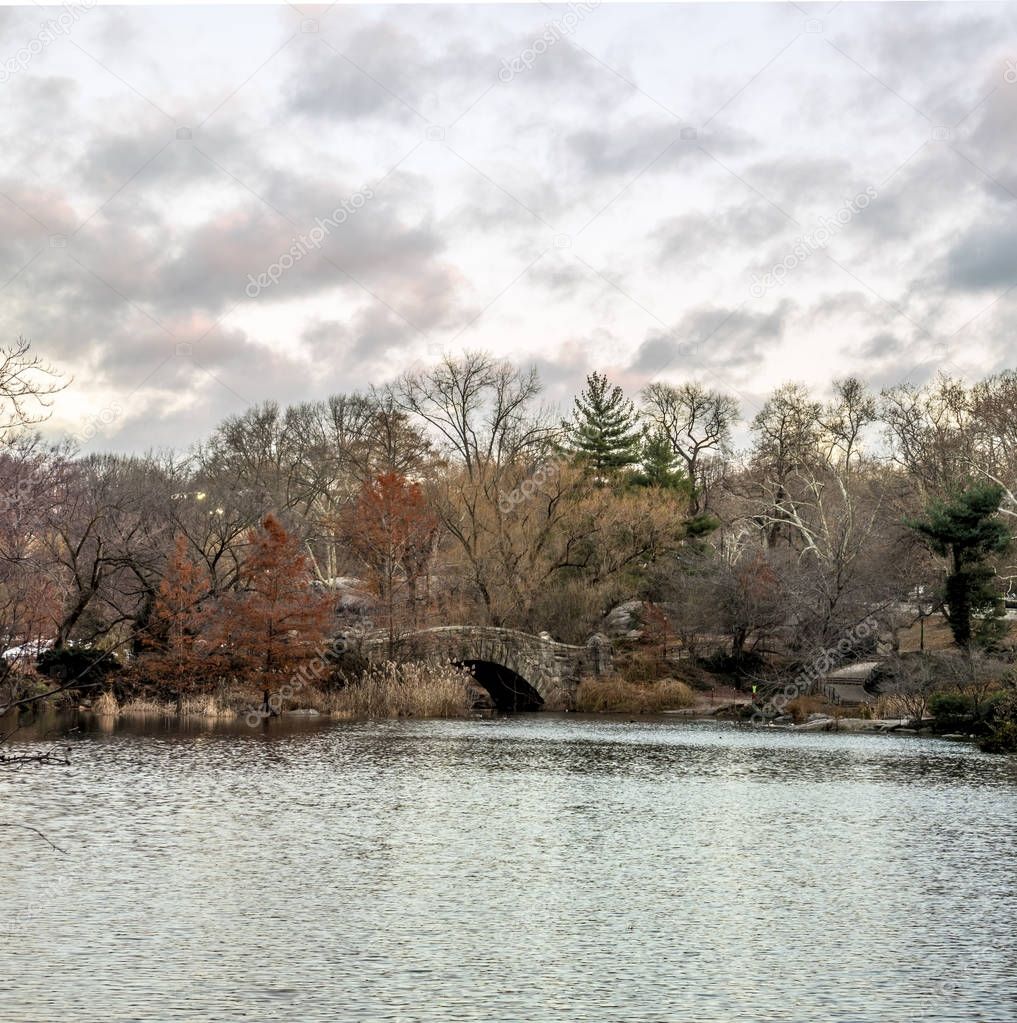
[289,46,420,123]
[859,331,907,360]
[0,3,1013,454]
[943,208,1017,291]
[631,301,795,379]
[856,4,1008,123]
[654,199,790,265]
[565,119,688,178]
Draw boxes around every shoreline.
[1,703,986,750]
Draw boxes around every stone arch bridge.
[357,626,613,710]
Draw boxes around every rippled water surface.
[2,715,1017,1023]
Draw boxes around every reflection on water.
[2,715,1016,1023]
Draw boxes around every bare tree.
[0,338,66,438]
[822,376,877,470]
[283,392,435,583]
[750,382,823,547]
[748,460,913,650]
[390,353,558,625]
[41,455,175,650]
[880,375,977,497]
[393,352,554,475]
[0,435,69,686]
[641,382,739,512]
[966,371,1017,546]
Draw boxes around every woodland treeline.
[3,343,1017,699]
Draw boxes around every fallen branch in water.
[0,823,67,854]
[0,746,71,768]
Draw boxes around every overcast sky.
[3,1,1017,451]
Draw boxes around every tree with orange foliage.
[0,436,66,686]
[139,533,217,696]
[224,514,334,700]
[345,472,438,651]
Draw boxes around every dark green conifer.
[908,481,1012,649]
[631,427,691,492]
[564,371,641,476]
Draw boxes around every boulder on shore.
[601,601,644,640]
[795,716,836,731]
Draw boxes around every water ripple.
[1,715,1015,1022]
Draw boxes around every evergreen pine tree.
[565,371,642,476]
[908,482,1012,649]
[631,427,691,492]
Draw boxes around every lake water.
[2,715,1016,1023]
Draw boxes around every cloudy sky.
[3,1,1017,451]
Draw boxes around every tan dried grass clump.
[92,689,120,718]
[118,696,173,717]
[575,676,695,713]
[328,660,474,719]
[179,693,236,719]
[785,695,840,723]
[117,693,234,719]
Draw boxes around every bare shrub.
[785,695,836,723]
[871,693,906,719]
[873,651,1006,723]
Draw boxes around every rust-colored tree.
[345,472,438,650]
[0,437,66,687]
[225,514,333,698]
[138,534,217,696]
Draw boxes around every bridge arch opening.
[459,660,544,712]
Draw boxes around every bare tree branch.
[0,822,67,853]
